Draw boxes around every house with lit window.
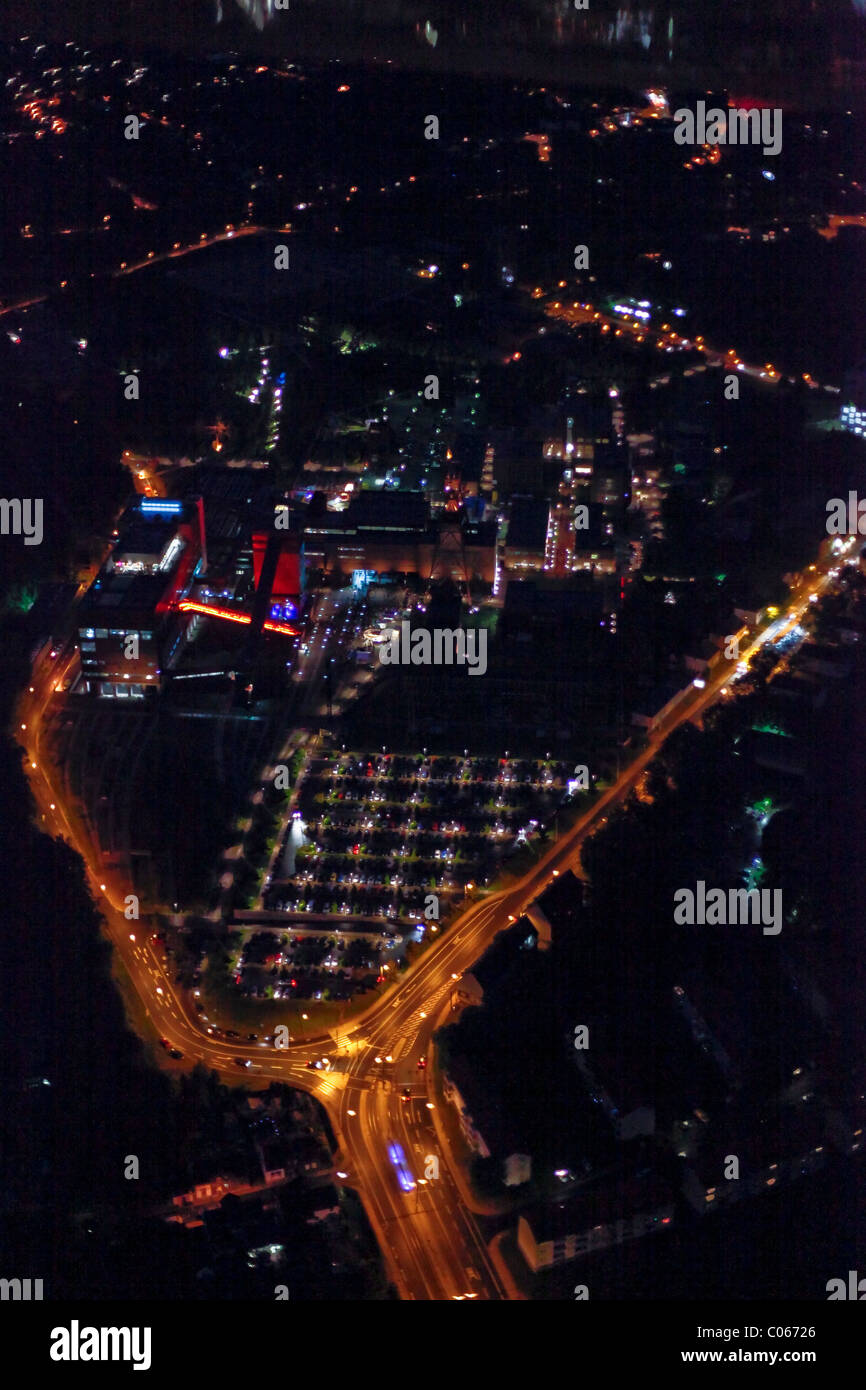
[517,1171,674,1272]
[681,1098,828,1215]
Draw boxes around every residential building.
[517,1172,674,1271]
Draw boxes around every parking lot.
[263,751,573,922]
[230,924,391,1002]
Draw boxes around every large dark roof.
[444,1052,528,1157]
[536,871,588,932]
[471,919,538,993]
[522,1170,673,1243]
[462,520,498,546]
[504,580,603,620]
[347,489,430,531]
[507,497,549,550]
[79,568,174,616]
[112,517,177,559]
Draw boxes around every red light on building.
[252,529,302,598]
[176,599,300,637]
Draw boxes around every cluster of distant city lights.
[840,403,866,436]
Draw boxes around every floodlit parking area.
[230,927,386,1002]
[264,751,572,920]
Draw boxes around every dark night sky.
[1,2,864,108]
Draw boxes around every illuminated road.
[0,223,285,319]
[539,292,838,396]
[815,213,866,240]
[17,532,852,1300]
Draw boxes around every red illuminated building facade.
[252,526,304,599]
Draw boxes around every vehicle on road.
[233,1058,251,1068]
[168,1049,183,1060]
[387,1141,416,1192]
[158,1037,170,1050]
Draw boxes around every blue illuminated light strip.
[140,499,183,515]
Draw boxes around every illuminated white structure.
[231,0,283,30]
